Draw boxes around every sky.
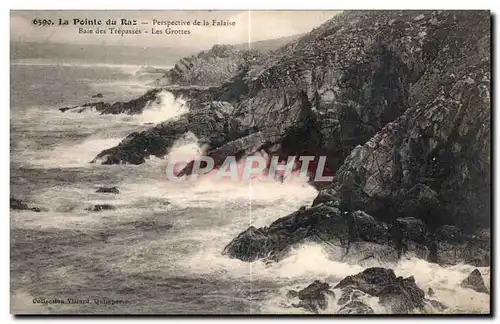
[11,10,340,49]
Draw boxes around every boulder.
[460,269,489,294]
[156,44,265,87]
[389,217,429,259]
[432,225,490,266]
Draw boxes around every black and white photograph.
[9,9,491,315]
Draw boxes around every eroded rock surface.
[460,269,489,294]
[288,280,335,313]
[290,267,447,314]
[334,268,425,313]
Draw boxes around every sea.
[9,43,490,314]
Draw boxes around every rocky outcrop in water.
[335,268,425,314]
[289,267,446,314]
[287,280,335,313]
[222,205,489,266]
[60,89,162,115]
[156,44,264,87]
[460,269,489,294]
[96,186,120,194]
[91,11,490,266]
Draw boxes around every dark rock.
[350,211,390,244]
[222,204,350,262]
[223,203,486,267]
[92,93,103,98]
[96,186,120,194]
[60,89,161,115]
[398,184,443,229]
[89,11,490,267]
[337,287,366,306]
[432,225,490,267]
[428,287,435,297]
[222,226,277,262]
[91,117,190,165]
[59,106,77,112]
[378,275,426,313]
[11,197,29,210]
[291,280,334,313]
[389,217,429,259]
[307,11,490,235]
[460,269,489,294]
[156,44,265,87]
[10,197,41,212]
[85,204,116,212]
[334,267,426,314]
[425,298,448,311]
[335,268,398,296]
[338,301,374,314]
[122,219,172,232]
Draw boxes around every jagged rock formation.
[335,268,425,314]
[222,205,489,266]
[59,89,162,115]
[460,269,489,294]
[90,11,490,266]
[289,267,446,314]
[10,197,41,212]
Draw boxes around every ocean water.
[10,60,490,314]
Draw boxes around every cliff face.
[92,11,490,265]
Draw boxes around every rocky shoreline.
[57,11,491,277]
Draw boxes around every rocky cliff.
[91,11,491,266]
